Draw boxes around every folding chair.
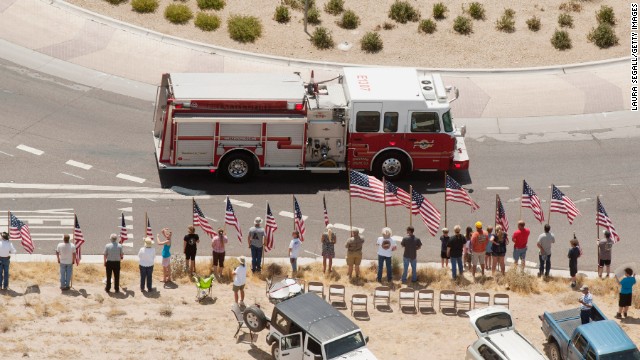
[473,292,491,309]
[439,290,455,310]
[328,284,346,308]
[351,294,369,318]
[493,293,510,308]
[194,274,215,302]
[231,304,253,339]
[307,281,325,299]
[455,291,472,312]
[373,286,391,309]
[417,289,435,313]
[398,288,416,311]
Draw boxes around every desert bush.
[587,23,619,48]
[104,0,126,4]
[310,27,334,49]
[255,262,285,281]
[526,16,541,31]
[131,0,158,13]
[432,2,448,20]
[595,5,616,26]
[382,22,395,30]
[453,15,473,34]
[391,256,402,277]
[504,267,539,294]
[196,0,225,11]
[559,1,581,12]
[324,0,344,15]
[388,1,420,24]
[551,29,572,50]
[633,292,640,309]
[194,12,221,31]
[419,19,437,34]
[504,8,515,18]
[165,4,193,24]
[360,32,383,53]
[558,13,573,28]
[339,9,360,29]
[307,6,321,25]
[495,9,515,32]
[274,5,290,23]
[170,254,188,280]
[228,15,262,43]
[159,304,174,317]
[467,2,485,20]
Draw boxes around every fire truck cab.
[152,68,468,182]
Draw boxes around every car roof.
[483,331,546,360]
[580,320,637,355]
[274,293,359,343]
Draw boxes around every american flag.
[596,198,620,243]
[73,214,85,266]
[119,213,128,244]
[550,185,581,224]
[521,180,544,224]
[293,196,306,242]
[349,170,385,203]
[495,195,510,233]
[323,195,329,226]
[193,199,215,238]
[264,202,278,252]
[385,179,412,208]
[445,175,480,211]
[145,215,153,238]
[9,212,33,254]
[411,189,441,236]
[225,196,243,243]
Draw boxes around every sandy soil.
[64,0,630,69]
[0,260,638,359]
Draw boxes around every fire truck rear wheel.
[373,151,408,181]
[220,152,255,183]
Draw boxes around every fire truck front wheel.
[219,152,255,183]
[373,151,409,181]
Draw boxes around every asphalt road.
[1,58,639,272]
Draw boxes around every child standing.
[289,231,302,274]
[568,237,581,288]
[464,226,473,271]
[157,228,172,283]
[440,228,450,268]
[616,268,636,319]
[233,256,246,307]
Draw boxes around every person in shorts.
[183,225,199,275]
[470,222,489,278]
[289,231,302,274]
[597,230,614,278]
[568,237,581,288]
[440,228,450,268]
[491,225,508,276]
[233,256,246,306]
[485,226,494,272]
[616,268,636,319]
[512,220,530,271]
[345,228,364,278]
[156,227,172,283]
[211,228,227,280]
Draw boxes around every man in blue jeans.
[578,285,593,324]
[401,226,422,283]
[55,234,76,291]
[447,225,466,279]
[0,232,17,290]
[376,227,396,283]
[247,217,265,273]
[536,224,555,278]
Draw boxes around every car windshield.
[600,349,640,360]
[324,332,366,359]
[475,312,512,333]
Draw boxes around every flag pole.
[519,180,523,221]
[494,194,498,229]
[596,195,600,267]
[547,185,553,226]
[348,171,353,230]
[145,212,148,238]
[382,177,388,227]
[444,172,448,228]
[409,185,413,227]
[292,195,296,230]
[262,200,267,271]
[70,211,75,289]
[192,198,195,228]
[223,197,227,232]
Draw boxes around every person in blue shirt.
[616,268,636,319]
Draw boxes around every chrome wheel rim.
[381,158,401,177]
[228,159,249,178]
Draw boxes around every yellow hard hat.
[475,221,483,228]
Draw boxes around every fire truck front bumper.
[452,136,469,170]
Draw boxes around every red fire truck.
[152,68,468,182]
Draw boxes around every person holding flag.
[157,227,172,283]
[597,230,615,279]
[0,232,17,291]
[55,234,76,291]
[247,217,265,273]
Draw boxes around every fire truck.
[152,68,468,182]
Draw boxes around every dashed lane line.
[486,187,510,190]
[0,150,14,156]
[226,198,253,209]
[66,159,92,170]
[62,171,84,180]
[16,144,44,155]
[333,223,365,233]
[279,211,309,221]
[116,173,146,184]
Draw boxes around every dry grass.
[0,318,10,333]
[80,313,96,323]
[159,303,174,317]
[107,307,127,317]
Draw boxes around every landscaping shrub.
[595,5,616,26]
[307,6,321,25]
[227,15,262,43]
[526,16,541,32]
[467,2,485,20]
[419,19,437,34]
[588,23,619,48]
[551,29,572,50]
[194,12,221,31]
[274,5,290,23]
[360,32,383,53]
[339,9,360,29]
[559,1,581,13]
[164,3,193,24]
[558,13,573,28]
[388,1,420,24]
[324,0,344,15]
[310,27,334,49]
[104,0,126,5]
[453,15,472,35]
[131,0,158,13]
[432,2,448,20]
[495,8,515,33]
[196,0,225,11]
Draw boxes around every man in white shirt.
[55,234,76,291]
[233,256,247,306]
[579,285,593,324]
[376,227,397,283]
[138,237,156,292]
[289,231,302,274]
[0,232,17,290]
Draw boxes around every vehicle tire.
[219,152,255,183]
[243,306,267,333]
[373,151,408,181]
[271,342,280,359]
[548,341,561,360]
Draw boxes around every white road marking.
[66,160,92,170]
[225,198,253,209]
[507,197,521,202]
[573,198,592,203]
[551,185,571,188]
[143,198,157,202]
[122,242,133,248]
[205,216,218,222]
[16,144,44,155]
[119,215,133,221]
[0,193,213,199]
[117,199,133,203]
[118,207,133,212]
[62,171,84,180]
[609,184,623,186]
[333,223,365,233]
[279,211,309,221]
[0,150,14,156]
[116,173,146,184]
[126,225,133,230]
[486,187,509,190]
[0,183,169,193]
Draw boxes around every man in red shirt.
[512,220,530,271]
[470,221,489,278]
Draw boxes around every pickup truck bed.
[548,308,582,340]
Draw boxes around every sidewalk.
[0,0,633,118]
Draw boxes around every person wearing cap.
[247,217,266,273]
[55,234,76,291]
[616,267,636,319]
[401,226,422,284]
[157,228,172,283]
[440,228,450,269]
[447,225,466,280]
[233,256,247,306]
[512,220,530,272]
[345,228,364,278]
[578,285,593,324]
[321,224,337,273]
[470,222,489,278]
[104,233,124,293]
[183,225,199,275]
[597,230,614,278]
[211,228,228,280]
[537,224,555,278]
[289,231,302,274]
[138,237,156,292]
[0,232,17,291]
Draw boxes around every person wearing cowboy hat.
[233,256,247,306]
[247,217,265,273]
[0,232,17,291]
[138,237,156,292]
